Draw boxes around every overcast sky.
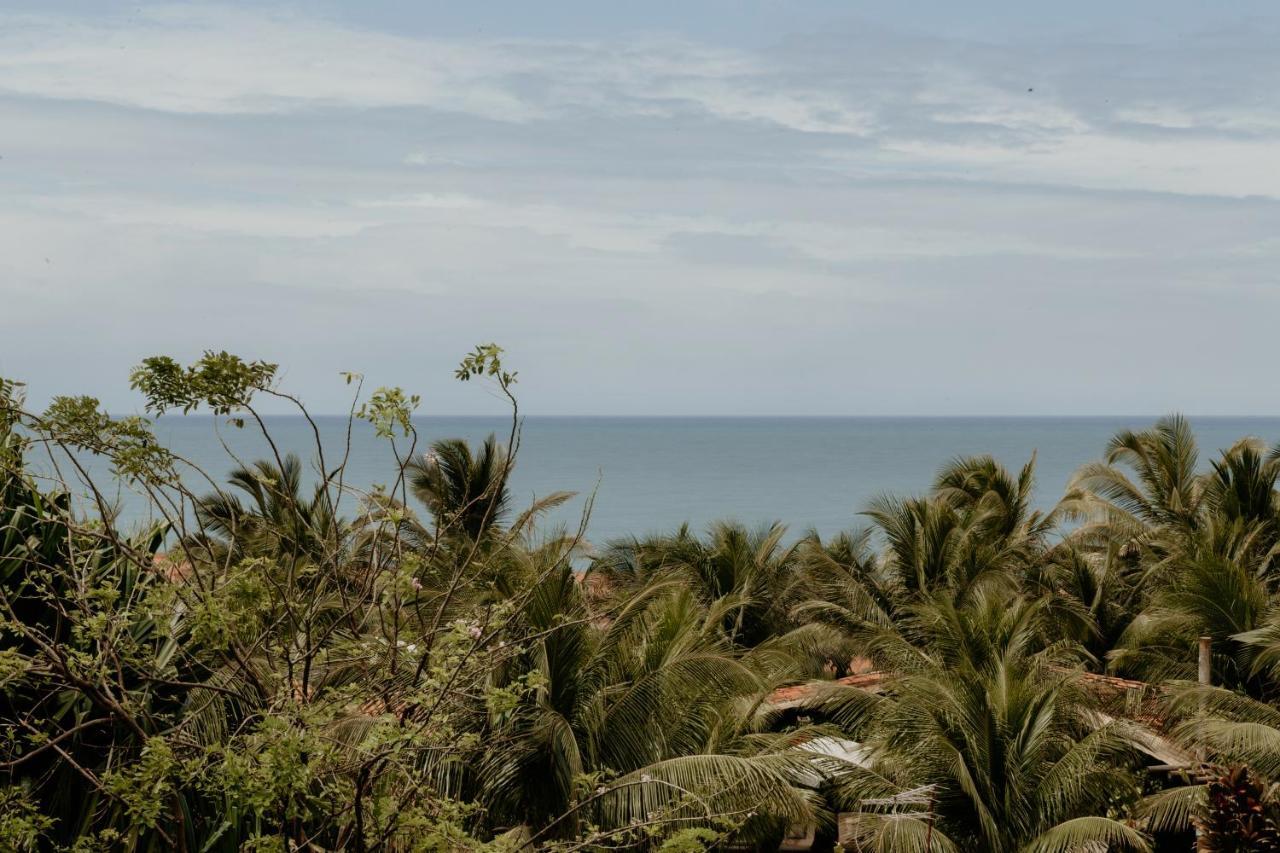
[2,1,1279,415]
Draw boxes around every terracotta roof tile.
[767,671,889,706]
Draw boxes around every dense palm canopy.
[473,569,823,843]
[817,592,1148,852]
[588,520,802,648]
[9,356,1280,851]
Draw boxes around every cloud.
[0,5,872,137]
[0,6,538,119]
[2,4,1280,414]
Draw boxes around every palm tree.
[1111,546,1275,689]
[934,454,1051,543]
[862,454,1052,607]
[586,523,705,592]
[588,521,801,648]
[189,453,343,564]
[785,455,1062,681]
[1205,440,1280,529]
[1061,420,1280,685]
[861,494,973,600]
[468,567,839,846]
[1201,438,1280,577]
[1029,544,1145,670]
[407,435,511,541]
[787,529,896,666]
[811,592,1150,852]
[1062,414,1204,550]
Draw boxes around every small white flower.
[406,643,418,653]
[411,577,423,591]
[468,625,483,640]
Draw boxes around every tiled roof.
[768,671,889,706]
[768,667,1160,715]
[152,552,192,582]
[1071,670,1150,693]
[768,666,1187,768]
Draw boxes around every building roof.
[767,671,889,709]
[766,666,1191,769]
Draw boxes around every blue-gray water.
[57,416,1280,547]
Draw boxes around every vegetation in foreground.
[3,348,1280,850]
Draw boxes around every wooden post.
[924,788,935,853]
[1196,636,1212,852]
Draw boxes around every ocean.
[47,416,1280,548]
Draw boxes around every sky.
[2,1,1279,416]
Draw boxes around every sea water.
[41,416,1280,548]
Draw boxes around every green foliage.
[657,826,722,851]
[13,350,1280,851]
[455,342,516,388]
[208,716,323,822]
[129,350,278,417]
[103,738,181,830]
[359,386,421,438]
[0,785,55,851]
[40,395,175,482]
[186,559,272,649]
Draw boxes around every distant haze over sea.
[59,416,1280,547]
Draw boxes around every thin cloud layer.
[1,3,1278,414]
